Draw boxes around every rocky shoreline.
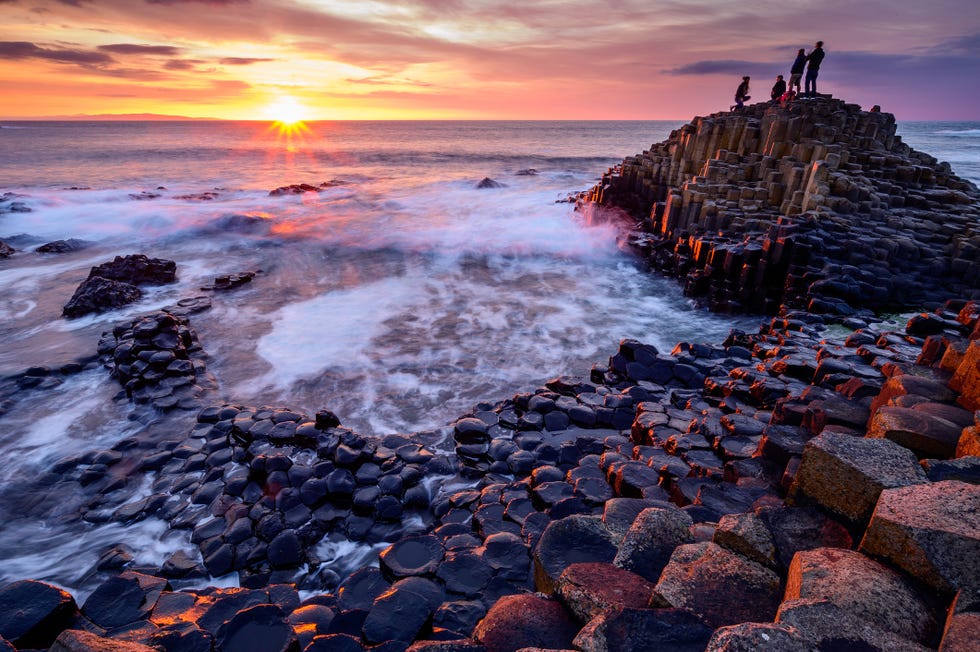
[0,99,978,652]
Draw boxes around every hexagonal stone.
[652,542,782,628]
[757,505,853,571]
[860,480,980,594]
[215,604,298,652]
[572,607,712,652]
[473,594,577,652]
[786,547,939,644]
[533,516,617,594]
[868,406,963,458]
[379,535,444,580]
[49,630,160,652]
[791,431,927,526]
[613,506,693,583]
[362,577,444,644]
[556,562,655,622]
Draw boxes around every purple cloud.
[98,43,181,55]
[0,41,113,64]
[218,57,273,65]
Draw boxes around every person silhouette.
[771,75,786,101]
[789,48,806,93]
[731,76,751,110]
[804,41,825,97]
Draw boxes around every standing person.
[789,48,807,93]
[804,41,825,97]
[771,75,787,101]
[731,76,751,110]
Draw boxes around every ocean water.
[0,119,976,594]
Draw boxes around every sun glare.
[265,97,307,126]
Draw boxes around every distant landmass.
[2,113,221,121]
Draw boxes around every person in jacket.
[804,41,825,97]
[771,75,787,101]
[731,76,751,110]
[789,48,807,93]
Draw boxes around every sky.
[1,0,978,120]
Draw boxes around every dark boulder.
[0,240,13,258]
[81,572,168,629]
[533,515,617,594]
[63,276,143,318]
[90,254,177,286]
[36,238,90,254]
[306,633,365,651]
[0,579,79,649]
[476,178,505,189]
[380,535,444,580]
[337,568,390,612]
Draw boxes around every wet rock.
[791,431,927,526]
[556,562,656,622]
[0,579,78,649]
[63,276,143,318]
[196,589,270,635]
[600,498,671,543]
[572,607,713,652]
[433,601,486,637]
[362,576,444,644]
[436,551,494,597]
[473,594,578,652]
[860,480,980,594]
[215,604,298,652]
[36,238,90,253]
[380,535,444,580]
[533,515,618,593]
[481,532,529,580]
[81,572,168,629]
[613,506,694,583]
[652,542,782,628]
[475,178,505,189]
[0,240,13,258]
[150,621,213,652]
[787,547,938,643]
[705,622,813,652]
[90,254,177,286]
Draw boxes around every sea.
[0,119,977,596]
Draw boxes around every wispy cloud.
[0,41,114,64]
[98,43,181,55]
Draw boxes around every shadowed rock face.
[585,98,980,315]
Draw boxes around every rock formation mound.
[585,98,980,315]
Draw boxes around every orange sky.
[1,0,978,120]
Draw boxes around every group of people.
[731,41,825,111]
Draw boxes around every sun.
[265,96,307,126]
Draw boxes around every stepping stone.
[473,594,577,652]
[785,547,938,644]
[860,480,980,594]
[379,535,444,580]
[713,511,777,569]
[556,562,656,622]
[573,607,712,652]
[705,622,812,652]
[613,506,693,583]
[215,604,298,652]
[533,515,617,594]
[652,542,782,628]
[362,577,444,644]
[82,572,168,629]
[791,431,927,526]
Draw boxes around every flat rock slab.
[473,594,578,652]
[215,604,298,652]
[785,547,939,643]
[556,562,656,622]
[940,611,980,652]
[0,579,78,649]
[713,511,777,569]
[776,598,932,652]
[572,607,713,652]
[533,515,617,594]
[791,431,927,526]
[868,406,962,458]
[860,480,980,594]
[362,577,444,644]
[50,629,160,652]
[652,542,782,628]
[705,623,813,652]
